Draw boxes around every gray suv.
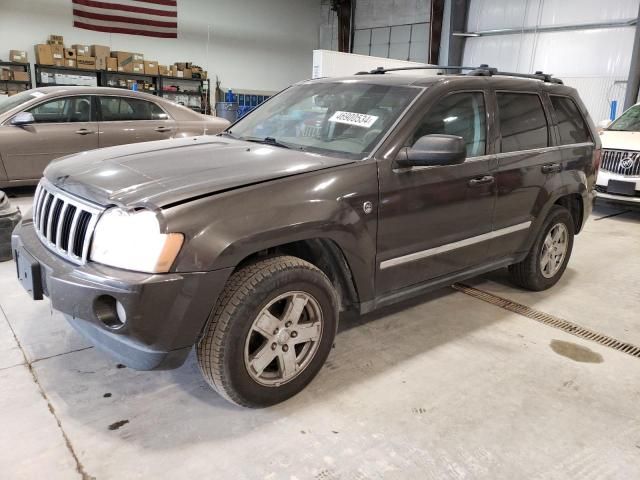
[12,67,600,407]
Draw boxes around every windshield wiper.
[241,136,300,150]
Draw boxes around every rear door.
[0,95,98,181]
[97,96,176,148]
[486,89,555,259]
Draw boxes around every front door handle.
[468,175,495,187]
[542,163,562,174]
[154,126,172,133]
[75,128,93,135]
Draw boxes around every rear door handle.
[75,128,93,135]
[154,126,172,133]
[542,163,562,173]
[468,175,495,187]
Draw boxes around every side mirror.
[11,112,35,126]
[396,134,466,168]
[597,119,612,129]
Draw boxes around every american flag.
[72,0,178,39]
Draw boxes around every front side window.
[550,96,592,144]
[608,104,640,132]
[227,81,420,158]
[408,92,487,157]
[99,97,169,121]
[497,92,549,153]
[26,96,93,123]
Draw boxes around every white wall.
[462,0,640,122]
[0,0,321,92]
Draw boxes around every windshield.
[608,104,640,131]
[227,81,420,158]
[0,90,45,117]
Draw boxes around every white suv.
[596,103,640,205]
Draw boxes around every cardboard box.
[144,61,158,75]
[123,62,144,74]
[112,51,143,63]
[182,68,192,79]
[13,71,29,82]
[76,56,96,70]
[95,56,108,71]
[64,59,76,68]
[34,44,53,65]
[72,44,91,56]
[106,57,118,72]
[90,45,110,58]
[0,69,11,81]
[158,65,170,76]
[64,49,76,59]
[48,34,64,45]
[9,50,28,63]
[50,45,65,66]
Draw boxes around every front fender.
[164,161,379,303]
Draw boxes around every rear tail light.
[592,147,601,173]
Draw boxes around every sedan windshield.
[0,91,45,117]
[608,104,640,131]
[227,81,420,158]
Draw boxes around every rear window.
[550,96,592,144]
[497,92,549,153]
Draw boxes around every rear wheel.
[508,205,575,291]
[196,256,338,408]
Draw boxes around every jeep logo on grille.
[620,155,634,169]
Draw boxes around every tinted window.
[99,97,169,121]
[497,93,548,153]
[410,92,486,157]
[551,96,592,144]
[26,96,93,123]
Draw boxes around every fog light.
[94,295,126,329]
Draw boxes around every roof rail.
[355,66,479,75]
[467,64,564,84]
[355,64,563,84]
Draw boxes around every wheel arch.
[234,237,361,312]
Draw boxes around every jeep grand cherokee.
[12,67,600,407]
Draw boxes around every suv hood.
[44,136,355,208]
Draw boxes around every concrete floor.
[1,191,639,480]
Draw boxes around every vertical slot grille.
[600,149,640,176]
[32,180,102,264]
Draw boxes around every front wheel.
[508,205,575,291]
[197,256,338,407]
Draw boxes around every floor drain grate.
[452,283,640,358]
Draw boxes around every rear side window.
[497,92,549,153]
[99,97,169,121]
[550,96,592,144]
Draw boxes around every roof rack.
[467,64,564,84]
[356,66,478,75]
[355,64,564,84]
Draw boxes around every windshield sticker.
[30,92,45,98]
[329,111,379,128]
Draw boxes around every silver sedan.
[0,87,230,188]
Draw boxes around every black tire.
[196,255,338,408]
[508,205,575,291]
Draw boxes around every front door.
[0,95,98,181]
[376,90,497,295]
[97,96,176,148]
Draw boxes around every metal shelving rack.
[0,61,32,94]
[32,64,211,114]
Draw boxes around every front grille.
[32,180,103,264]
[600,149,640,176]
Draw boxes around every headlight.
[90,208,184,273]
